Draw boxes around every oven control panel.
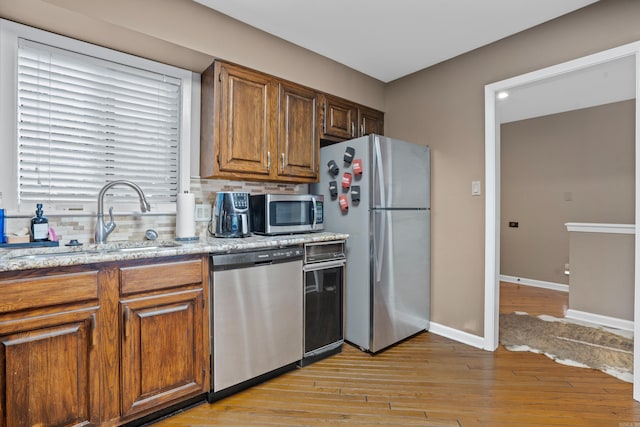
[304,240,345,264]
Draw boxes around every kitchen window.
[0,19,197,215]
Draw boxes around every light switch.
[195,204,212,222]
[471,180,481,196]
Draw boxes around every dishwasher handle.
[214,259,273,271]
[212,246,303,271]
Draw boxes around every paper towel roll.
[176,192,196,238]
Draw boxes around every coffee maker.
[213,192,251,238]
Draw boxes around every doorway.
[483,43,640,399]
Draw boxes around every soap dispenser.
[30,203,49,242]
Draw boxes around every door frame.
[483,41,640,399]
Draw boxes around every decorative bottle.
[30,203,49,242]
[0,208,5,244]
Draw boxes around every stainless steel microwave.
[250,194,324,235]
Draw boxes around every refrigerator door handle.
[374,137,386,208]
[374,210,386,282]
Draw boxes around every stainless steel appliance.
[249,194,324,235]
[301,240,345,366]
[208,246,303,401]
[311,134,430,353]
[213,191,250,238]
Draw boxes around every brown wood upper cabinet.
[321,94,384,143]
[278,81,320,180]
[201,60,319,183]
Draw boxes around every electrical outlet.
[195,204,212,222]
[509,221,519,228]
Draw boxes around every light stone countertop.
[0,232,349,273]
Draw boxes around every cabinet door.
[358,105,384,137]
[120,289,205,418]
[215,62,277,178]
[278,82,319,181]
[322,94,357,141]
[0,308,99,427]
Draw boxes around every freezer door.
[314,136,371,215]
[371,135,430,209]
[370,209,430,352]
[312,136,373,350]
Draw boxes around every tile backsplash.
[4,178,306,245]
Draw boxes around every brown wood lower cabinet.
[0,268,101,427]
[115,256,209,424]
[0,255,209,427]
[120,288,206,419]
[0,307,100,427]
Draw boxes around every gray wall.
[384,0,640,336]
[569,231,634,321]
[501,100,635,285]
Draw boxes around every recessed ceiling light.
[497,91,509,99]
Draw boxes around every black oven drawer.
[302,258,345,364]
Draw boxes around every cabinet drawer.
[120,260,203,295]
[0,271,99,314]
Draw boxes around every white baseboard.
[565,309,634,331]
[500,275,568,292]
[428,322,485,349]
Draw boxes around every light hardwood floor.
[499,281,568,317]
[153,283,639,426]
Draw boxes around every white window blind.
[17,38,181,207]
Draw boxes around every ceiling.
[498,54,636,123]
[194,0,635,123]
[194,0,600,83]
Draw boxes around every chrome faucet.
[95,180,151,244]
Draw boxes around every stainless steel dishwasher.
[208,246,303,402]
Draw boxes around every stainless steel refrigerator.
[311,134,430,352]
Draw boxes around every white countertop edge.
[565,222,636,234]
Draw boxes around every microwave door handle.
[311,197,317,228]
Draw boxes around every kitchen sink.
[97,240,182,252]
[2,240,182,260]
[6,250,101,260]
